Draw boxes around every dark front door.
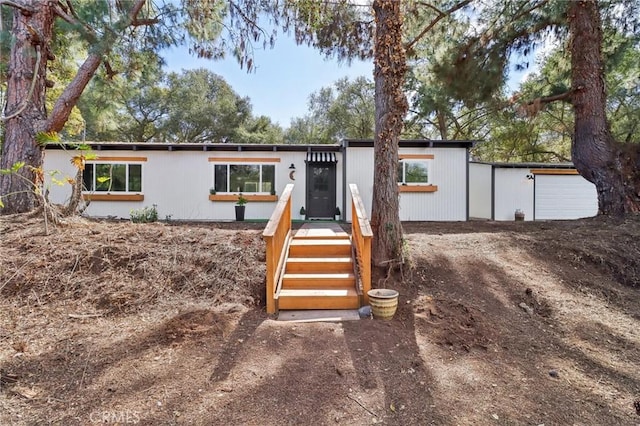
[307,163,336,219]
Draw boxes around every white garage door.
[535,174,598,220]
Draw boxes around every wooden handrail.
[349,184,373,304]
[262,184,294,314]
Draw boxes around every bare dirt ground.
[1,215,639,425]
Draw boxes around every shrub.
[130,204,158,223]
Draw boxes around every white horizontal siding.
[344,147,374,223]
[494,168,534,221]
[398,148,467,221]
[468,163,492,219]
[535,175,598,220]
[44,149,316,221]
[345,147,468,222]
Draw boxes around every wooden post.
[262,184,294,314]
[349,184,373,305]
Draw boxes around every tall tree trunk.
[0,0,54,213]
[569,0,640,215]
[0,0,147,214]
[371,0,408,266]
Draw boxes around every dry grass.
[0,216,265,313]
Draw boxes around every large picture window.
[214,164,275,193]
[83,163,143,193]
[398,160,430,185]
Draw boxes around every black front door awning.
[306,152,338,164]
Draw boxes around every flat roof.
[46,139,476,152]
[471,161,576,169]
[344,139,476,148]
[46,142,343,152]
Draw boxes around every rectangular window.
[213,164,275,193]
[83,163,143,193]
[398,160,430,185]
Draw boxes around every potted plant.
[209,187,216,195]
[235,193,248,221]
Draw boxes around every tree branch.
[0,0,34,15]
[52,1,99,44]
[522,90,574,117]
[405,0,473,51]
[132,18,160,26]
[46,0,147,132]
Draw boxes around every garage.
[532,169,598,220]
[469,162,599,221]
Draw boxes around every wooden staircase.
[276,224,360,310]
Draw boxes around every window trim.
[210,159,278,195]
[397,154,437,192]
[82,157,145,199]
[398,159,431,186]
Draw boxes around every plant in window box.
[235,193,248,221]
[209,187,216,195]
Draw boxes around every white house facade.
[44,139,474,222]
[469,162,598,221]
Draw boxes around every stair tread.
[294,225,349,239]
[293,234,350,240]
[283,272,355,279]
[279,288,358,296]
[286,257,352,262]
[290,239,351,246]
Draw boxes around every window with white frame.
[83,163,143,193]
[213,164,275,193]
[398,159,431,185]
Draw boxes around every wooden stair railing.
[349,184,373,305]
[262,184,294,314]
[278,227,359,310]
[263,184,372,313]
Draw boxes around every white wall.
[44,148,316,221]
[535,174,598,220]
[345,147,374,223]
[345,146,468,222]
[469,163,492,219]
[494,168,534,221]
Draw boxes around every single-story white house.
[43,139,474,222]
[469,162,599,221]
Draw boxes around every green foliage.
[35,132,61,147]
[79,66,283,144]
[236,194,248,206]
[130,204,159,223]
[0,162,25,175]
[285,76,374,144]
[233,116,284,144]
[163,68,251,143]
[282,1,374,63]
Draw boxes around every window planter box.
[208,194,278,202]
[83,194,144,201]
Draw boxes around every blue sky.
[162,33,533,130]
[163,34,373,128]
